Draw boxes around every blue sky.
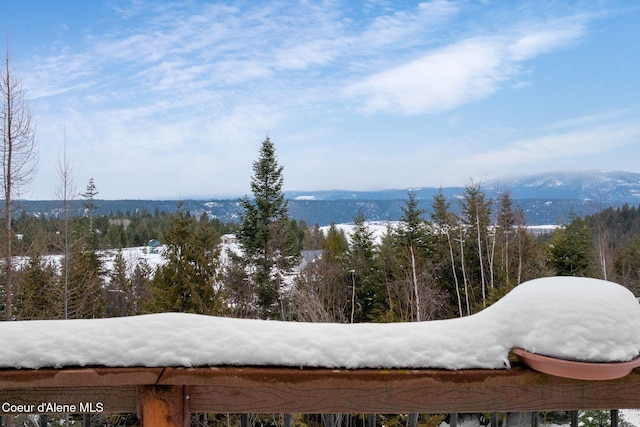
[3,0,640,200]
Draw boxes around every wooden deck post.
[138,385,189,427]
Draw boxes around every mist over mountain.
[16,170,640,226]
[286,170,640,203]
[488,170,640,201]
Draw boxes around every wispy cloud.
[24,1,591,119]
[345,13,589,115]
[359,0,459,49]
[544,109,633,132]
[9,0,635,198]
[345,36,510,114]
[452,117,640,176]
[508,16,587,61]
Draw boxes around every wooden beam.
[0,367,163,388]
[0,365,639,416]
[160,366,640,413]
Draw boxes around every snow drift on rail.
[1,276,639,371]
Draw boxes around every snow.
[99,246,166,273]
[320,221,393,244]
[321,222,560,244]
[623,410,640,426]
[29,246,166,278]
[0,277,638,370]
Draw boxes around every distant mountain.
[487,170,640,202]
[15,170,640,226]
[285,170,640,203]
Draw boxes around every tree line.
[3,136,640,324]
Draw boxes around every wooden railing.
[1,359,639,426]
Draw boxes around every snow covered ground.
[99,246,166,274]
[320,221,559,244]
[623,410,640,426]
[320,221,395,244]
[27,246,167,279]
[0,277,638,370]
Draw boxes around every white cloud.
[345,36,509,115]
[508,16,587,61]
[345,14,589,115]
[360,0,459,49]
[544,109,632,131]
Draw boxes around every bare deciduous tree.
[56,137,75,319]
[1,45,38,320]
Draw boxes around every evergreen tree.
[301,222,324,250]
[131,259,153,314]
[105,250,133,317]
[81,177,99,233]
[14,251,61,320]
[430,189,452,227]
[347,212,385,322]
[492,191,543,295]
[430,189,465,317]
[236,136,300,319]
[152,204,222,314]
[322,223,349,262]
[62,234,105,319]
[548,210,596,277]
[377,193,450,322]
[396,192,432,321]
[398,191,427,244]
[495,191,516,291]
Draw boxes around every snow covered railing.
[0,277,639,426]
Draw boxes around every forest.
[2,139,640,323]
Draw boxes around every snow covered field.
[99,246,166,273]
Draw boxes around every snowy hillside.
[491,170,640,201]
[15,170,640,226]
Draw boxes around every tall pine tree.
[236,136,300,319]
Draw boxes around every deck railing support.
[571,411,579,427]
[137,385,189,427]
[611,409,619,427]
